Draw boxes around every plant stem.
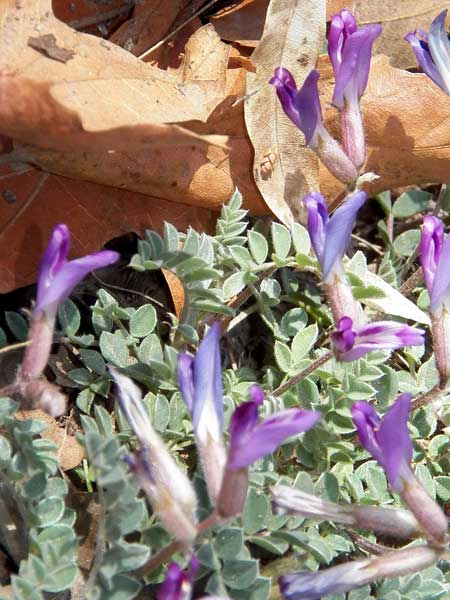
[85,484,106,595]
[136,512,222,576]
[409,385,441,412]
[272,351,333,397]
[0,341,30,355]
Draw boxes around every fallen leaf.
[319,54,450,201]
[0,164,216,291]
[0,1,229,152]
[110,0,190,57]
[16,409,84,470]
[210,0,351,47]
[353,0,449,69]
[244,0,325,224]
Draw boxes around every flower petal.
[35,250,119,315]
[321,191,366,279]
[36,224,70,309]
[405,31,447,91]
[419,215,444,295]
[228,385,263,463]
[430,228,450,307]
[192,322,223,441]
[351,401,383,463]
[377,393,413,489]
[228,407,321,470]
[428,10,450,94]
[332,24,382,109]
[304,192,329,266]
[294,70,323,145]
[328,10,358,76]
[177,354,195,413]
[269,67,302,129]
[331,316,356,352]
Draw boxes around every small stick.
[272,351,333,397]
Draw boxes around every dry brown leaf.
[0,164,216,291]
[16,409,84,470]
[320,54,450,200]
[244,0,325,224]
[353,0,449,69]
[210,0,350,47]
[110,0,190,56]
[0,0,229,152]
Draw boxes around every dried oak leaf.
[0,0,228,153]
[244,0,326,224]
[353,0,449,69]
[0,164,216,291]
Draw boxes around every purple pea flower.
[329,10,381,168]
[217,386,321,517]
[18,224,119,392]
[269,68,358,183]
[178,322,226,501]
[279,546,439,600]
[352,394,448,543]
[332,316,425,361]
[156,557,199,600]
[405,10,450,95]
[304,190,366,324]
[111,368,198,544]
[419,215,450,387]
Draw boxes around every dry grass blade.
[244,0,326,224]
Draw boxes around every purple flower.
[328,10,381,168]
[177,322,226,500]
[156,557,199,600]
[18,224,119,382]
[405,10,450,95]
[269,69,358,183]
[279,546,439,600]
[329,10,381,109]
[352,394,413,492]
[111,368,198,544]
[35,224,119,318]
[227,386,321,470]
[178,322,223,443]
[332,317,425,362]
[304,190,366,280]
[419,215,450,308]
[420,216,450,388]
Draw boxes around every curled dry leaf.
[244,0,325,224]
[353,0,449,69]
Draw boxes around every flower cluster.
[270,10,381,182]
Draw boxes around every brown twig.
[349,531,390,555]
[399,267,423,297]
[409,385,441,412]
[272,351,333,397]
[0,172,49,238]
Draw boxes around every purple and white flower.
[332,316,425,361]
[352,394,448,543]
[269,69,358,183]
[405,10,450,95]
[271,484,420,540]
[279,546,439,600]
[112,368,198,544]
[19,224,119,382]
[156,557,199,600]
[419,215,450,386]
[178,322,226,501]
[304,191,366,323]
[217,386,321,517]
[329,10,381,168]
